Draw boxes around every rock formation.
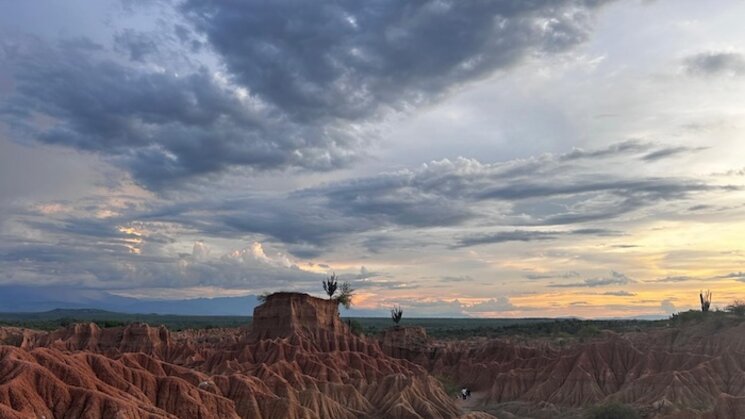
[380,326,430,361]
[250,292,350,347]
[379,319,745,418]
[0,293,489,418]
[4,294,744,418]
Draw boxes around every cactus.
[700,290,712,312]
[391,305,403,324]
[322,273,338,299]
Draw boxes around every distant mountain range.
[0,285,262,316]
[0,285,392,317]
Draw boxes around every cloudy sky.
[1,0,744,317]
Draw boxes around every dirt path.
[457,391,486,412]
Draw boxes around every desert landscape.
[0,292,744,418]
[3,0,745,418]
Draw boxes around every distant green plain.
[0,309,662,339]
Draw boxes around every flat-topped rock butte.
[250,292,349,341]
[0,292,745,418]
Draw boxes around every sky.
[1,0,744,318]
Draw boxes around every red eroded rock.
[380,326,429,361]
[378,319,745,418]
[0,345,239,418]
[250,292,347,340]
[0,293,492,419]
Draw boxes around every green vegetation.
[0,309,665,338]
[700,289,712,312]
[335,281,355,309]
[322,273,355,309]
[322,273,339,298]
[0,309,250,331]
[346,319,364,336]
[670,297,745,331]
[577,324,601,341]
[668,296,745,326]
[9,295,745,337]
[585,402,640,419]
[726,300,745,316]
[670,309,707,323]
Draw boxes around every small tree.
[323,273,338,299]
[335,281,355,309]
[726,300,745,316]
[391,305,403,325]
[700,290,712,313]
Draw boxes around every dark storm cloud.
[684,51,745,76]
[304,152,729,230]
[481,177,730,227]
[213,198,358,243]
[453,228,619,248]
[535,202,639,225]
[646,275,697,283]
[296,173,475,228]
[360,235,400,254]
[641,145,707,162]
[113,29,159,62]
[688,204,714,211]
[0,238,161,265]
[648,272,745,284]
[67,149,729,256]
[570,228,622,236]
[439,275,475,283]
[476,177,714,201]
[715,272,745,281]
[560,139,652,160]
[24,218,131,240]
[6,142,731,261]
[562,140,706,164]
[602,290,636,296]
[2,41,357,188]
[525,271,580,280]
[0,198,325,291]
[3,0,613,189]
[0,232,321,291]
[181,0,609,122]
[106,194,384,257]
[58,37,105,51]
[133,189,470,257]
[548,270,634,287]
[454,230,556,247]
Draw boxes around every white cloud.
[661,299,677,315]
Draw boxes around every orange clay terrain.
[0,292,743,418]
